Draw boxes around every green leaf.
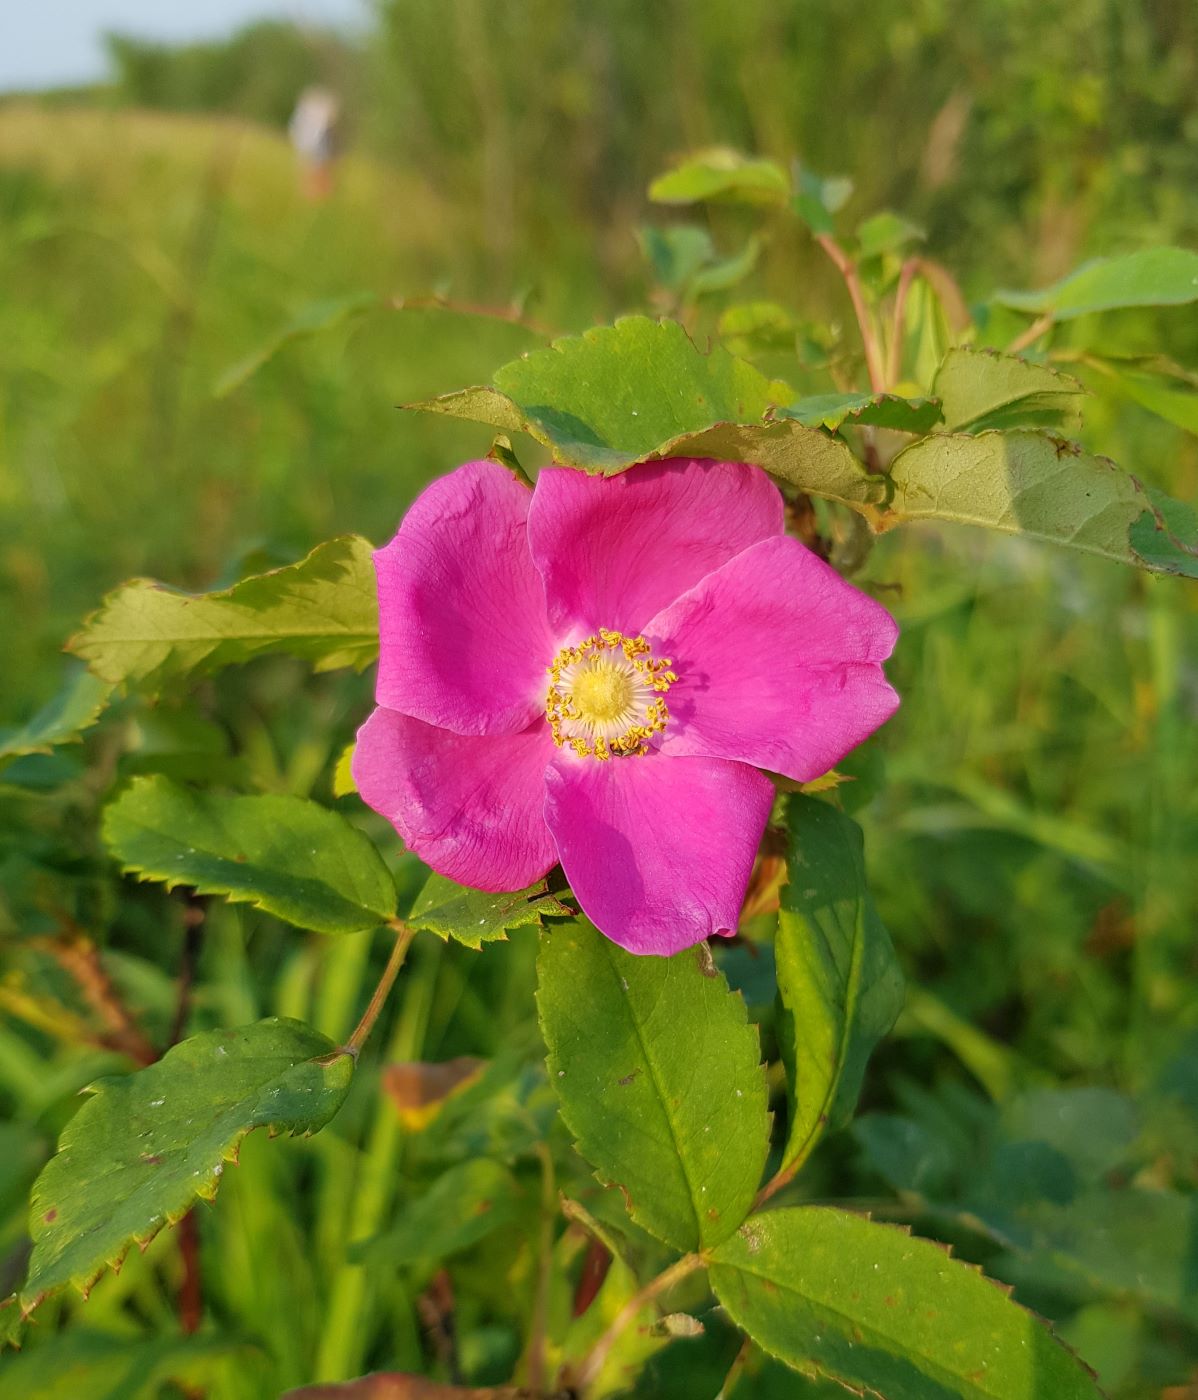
[856,211,925,260]
[709,1207,1103,1399]
[717,301,801,357]
[409,318,885,511]
[214,290,381,397]
[352,1158,524,1266]
[885,428,1198,578]
[1093,364,1198,435]
[649,148,790,207]
[102,775,397,935]
[0,1332,251,1397]
[639,225,716,291]
[933,348,1085,432]
[776,391,943,434]
[1128,487,1198,577]
[68,535,378,692]
[408,317,790,474]
[536,920,770,1253]
[991,1186,1198,1326]
[0,670,112,764]
[792,169,854,236]
[20,1018,352,1309]
[490,317,787,472]
[995,246,1198,320]
[689,236,761,297]
[776,796,904,1174]
[408,873,570,951]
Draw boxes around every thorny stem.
[1006,312,1055,355]
[344,920,416,1056]
[571,1251,704,1393]
[816,233,887,395]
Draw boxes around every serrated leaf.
[776,796,904,1174]
[407,316,792,475]
[885,428,1198,577]
[776,391,943,434]
[20,1018,352,1309]
[649,148,790,207]
[352,1158,524,1266]
[0,670,112,764]
[709,1208,1103,1399]
[103,775,396,935]
[995,246,1198,320]
[408,873,570,951]
[408,317,898,510]
[536,920,769,1252]
[68,535,378,692]
[856,211,925,260]
[933,348,1086,433]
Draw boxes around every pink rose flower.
[353,458,898,955]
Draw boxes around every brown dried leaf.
[382,1057,486,1130]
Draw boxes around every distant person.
[288,86,340,201]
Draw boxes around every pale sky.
[0,0,367,92]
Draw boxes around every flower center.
[546,628,677,761]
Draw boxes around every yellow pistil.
[546,628,677,760]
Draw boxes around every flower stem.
[817,233,887,394]
[571,1251,704,1393]
[345,920,416,1056]
[887,256,921,387]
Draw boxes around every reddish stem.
[816,234,887,394]
[178,1211,203,1335]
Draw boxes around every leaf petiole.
[342,920,417,1057]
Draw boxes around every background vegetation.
[1,2,1197,1395]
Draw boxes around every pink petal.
[646,535,899,782]
[544,753,773,955]
[353,707,557,891]
[527,459,784,636]
[375,461,556,736]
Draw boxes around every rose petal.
[528,458,784,636]
[353,707,556,891]
[544,752,773,955]
[375,461,556,735]
[646,534,899,782]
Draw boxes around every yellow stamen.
[546,628,677,760]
